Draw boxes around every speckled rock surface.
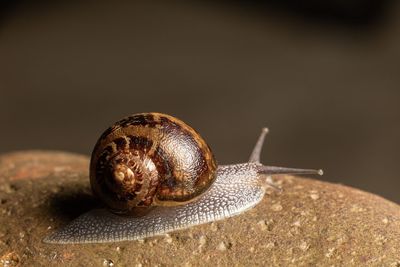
[0,151,399,266]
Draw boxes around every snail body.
[45,112,322,244]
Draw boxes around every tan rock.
[0,151,399,266]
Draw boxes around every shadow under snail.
[44,112,322,244]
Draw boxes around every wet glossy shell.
[90,113,217,214]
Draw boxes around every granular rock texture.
[0,151,399,266]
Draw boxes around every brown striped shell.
[90,113,217,215]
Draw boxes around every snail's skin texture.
[44,163,264,244]
[44,114,322,244]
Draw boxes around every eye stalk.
[248,127,323,191]
[257,165,323,176]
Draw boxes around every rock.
[0,151,399,266]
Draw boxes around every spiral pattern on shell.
[90,113,217,215]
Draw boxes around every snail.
[44,112,322,244]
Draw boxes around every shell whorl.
[90,113,217,214]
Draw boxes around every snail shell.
[90,113,217,215]
[44,113,322,244]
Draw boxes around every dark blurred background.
[0,1,399,202]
